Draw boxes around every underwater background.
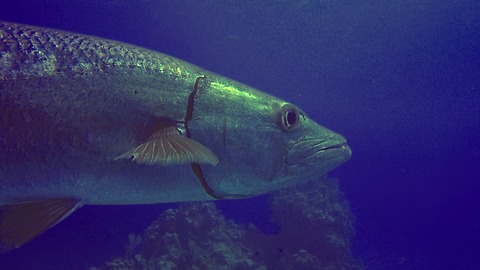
[1,0,479,269]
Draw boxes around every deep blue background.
[1,1,479,269]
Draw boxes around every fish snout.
[286,135,351,169]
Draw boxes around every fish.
[0,21,351,251]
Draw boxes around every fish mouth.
[286,137,351,168]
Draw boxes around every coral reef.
[91,176,362,270]
[266,176,358,269]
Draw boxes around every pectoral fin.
[115,126,218,166]
[0,199,81,252]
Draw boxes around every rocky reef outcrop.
[91,176,361,270]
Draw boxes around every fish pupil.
[286,110,298,127]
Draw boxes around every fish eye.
[281,104,300,132]
[285,110,298,126]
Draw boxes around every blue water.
[1,0,479,269]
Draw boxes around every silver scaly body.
[0,21,351,250]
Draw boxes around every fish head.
[189,77,351,198]
[280,109,352,182]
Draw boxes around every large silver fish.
[0,21,351,251]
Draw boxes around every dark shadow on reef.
[91,177,362,270]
